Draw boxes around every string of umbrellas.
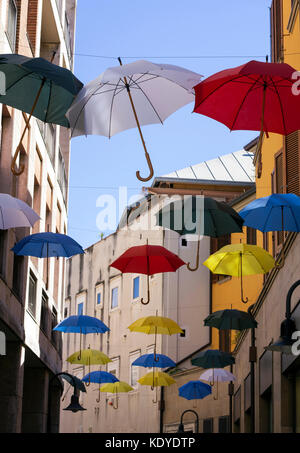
[2,52,300,408]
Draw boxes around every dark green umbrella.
[191,349,235,369]
[156,195,244,271]
[60,373,86,393]
[204,309,257,331]
[0,54,83,175]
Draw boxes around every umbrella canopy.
[178,380,212,400]
[11,232,84,258]
[0,53,83,127]
[203,243,275,303]
[203,244,275,276]
[204,309,257,331]
[67,59,202,181]
[132,353,176,369]
[191,349,235,369]
[0,194,40,229]
[67,349,111,366]
[156,195,244,237]
[60,373,86,393]
[193,60,300,136]
[199,368,236,383]
[239,193,300,232]
[138,371,176,387]
[110,244,185,275]
[82,371,118,384]
[128,316,183,336]
[53,315,109,334]
[100,381,133,394]
[67,59,202,137]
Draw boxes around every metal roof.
[162,149,255,183]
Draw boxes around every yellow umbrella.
[128,314,183,360]
[67,348,111,386]
[138,371,176,388]
[100,381,134,409]
[203,243,275,303]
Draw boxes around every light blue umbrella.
[178,380,212,400]
[132,353,176,369]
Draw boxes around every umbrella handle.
[96,388,101,403]
[136,150,154,182]
[213,380,219,400]
[240,254,248,304]
[113,395,119,409]
[187,238,200,272]
[141,274,150,305]
[275,249,285,269]
[152,387,158,404]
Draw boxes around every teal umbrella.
[204,309,257,331]
[191,349,235,369]
[156,195,243,271]
[0,54,83,175]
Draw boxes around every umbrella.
[203,243,275,303]
[178,380,212,401]
[0,53,83,175]
[53,315,109,360]
[11,232,84,289]
[128,314,183,362]
[199,368,236,400]
[132,353,176,369]
[191,349,235,369]
[0,193,40,229]
[239,193,300,267]
[67,348,111,385]
[138,371,176,388]
[82,371,118,384]
[156,195,244,271]
[67,59,203,181]
[110,243,185,304]
[204,309,257,330]
[100,381,134,409]
[193,60,300,174]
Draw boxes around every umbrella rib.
[109,78,124,139]
[44,79,52,123]
[289,205,300,231]
[70,81,111,136]
[230,75,263,131]
[262,205,274,232]
[269,76,287,135]
[129,78,164,125]
[4,71,35,92]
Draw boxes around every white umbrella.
[0,194,40,229]
[66,59,203,181]
[199,368,236,400]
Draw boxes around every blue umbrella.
[82,371,119,384]
[11,232,84,258]
[82,371,119,403]
[239,193,300,266]
[239,193,300,232]
[53,315,109,360]
[132,354,176,369]
[11,232,84,289]
[178,381,212,400]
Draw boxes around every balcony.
[58,148,68,204]
[37,120,56,166]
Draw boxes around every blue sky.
[68,0,272,249]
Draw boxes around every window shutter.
[285,131,300,195]
[271,0,282,62]
[275,152,284,193]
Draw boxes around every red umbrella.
[110,244,185,305]
[193,60,299,172]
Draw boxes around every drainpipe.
[248,304,257,434]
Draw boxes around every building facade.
[60,149,254,433]
[0,0,77,433]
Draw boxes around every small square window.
[133,277,140,300]
[180,329,186,338]
[181,238,188,247]
[111,287,118,309]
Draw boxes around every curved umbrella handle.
[213,380,219,401]
[152,387,158,404]
[136,150,154,182]
[113,396,118,409]
[141,274,150,305]
[11,145,25,176]
[240,254,248,304]
[187,238,200,272]
[96,388,101,403]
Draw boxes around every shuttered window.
[247,227,257,245]
[219,330,231,353]
[211,235,231,283]
[285,131,299,195]
[270,0,282,62]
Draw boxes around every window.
[129,351,140,388]
[133,277,140,300]
[97,292,101,305]
[40,291,48,334]
[28,271,37,317]
[108,357,120,379]
[218,416,230,433]
[219,330,231,353]
[111,287,118,309]
[211,235,231,283]
[270,0,282,63]
[51,306,62,353]
[181,238,188,247]
[77,302,84,316]
[247,227,257,245]
[7,0,17,51]
[12,254,23,297]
